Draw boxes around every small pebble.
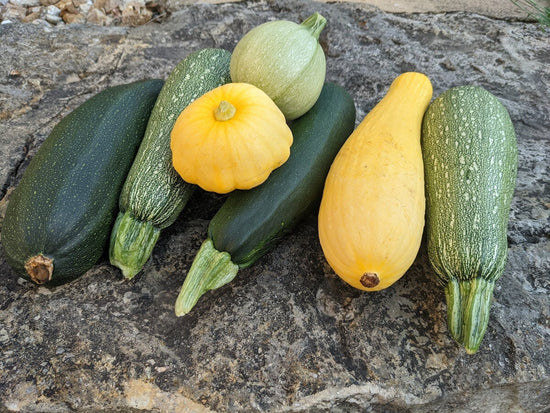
[45,13,63,24]
[78,0,92,14]
[17,277,30,286]
[22,11,40,22]
[12,0,41,7]
[45,4,60,15]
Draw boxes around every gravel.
[0,0,168,26]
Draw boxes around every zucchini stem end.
[445,277,496,354]
[109,211,161,280]
[175,238,238,317]
[25,254,53,284]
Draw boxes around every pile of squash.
[1,13,517,354]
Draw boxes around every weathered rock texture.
[1,1,549,411]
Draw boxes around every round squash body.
[229,13,326,120]
[318,72,433,291]
[170,82,293,194]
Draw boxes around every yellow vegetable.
[318,72,433,291]
[170,82,293,194]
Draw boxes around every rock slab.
[0,1,549,411]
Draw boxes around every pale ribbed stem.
[175,239,239,317]
[300,12,327,39]
[445,277,495,354]
[109,211,160,279]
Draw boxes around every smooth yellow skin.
[170,82,293,194]
[318,72,433,291]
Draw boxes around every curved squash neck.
[360,72,432,135]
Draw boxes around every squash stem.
[445,277,495,354]
[300,12,327,39]
[214,100,236,121]
[175,238,239,317]
[109,211,161,279]
[25,254,53,284]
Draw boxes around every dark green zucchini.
[1,79,163,285]
[175,82,356,316]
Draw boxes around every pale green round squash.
[230,13,327,120]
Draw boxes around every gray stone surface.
[0,0,549,411]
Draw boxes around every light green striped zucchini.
[109,48,232,279]
[422,85,518,354]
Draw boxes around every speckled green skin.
[118,49,232,228]
[110,48,232,279]
[422,85,518,353]
[1,79,163,285]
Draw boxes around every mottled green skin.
[109,49,232,279]
[209,82,357,268]
[1,79,163,285]
[422,85,518,353]
[118,48,232,228]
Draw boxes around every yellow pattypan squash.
[170,82,293,194]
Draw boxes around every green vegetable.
[230,12,327,120]
[1,79,163,285]
[421,85,518,354]
[175,82,356,316]
[109,48,232,279]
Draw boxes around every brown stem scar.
[360,272,379,288]
[25,254,53,284]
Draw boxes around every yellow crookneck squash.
[318,72,433,291]
[170,82,293,194]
